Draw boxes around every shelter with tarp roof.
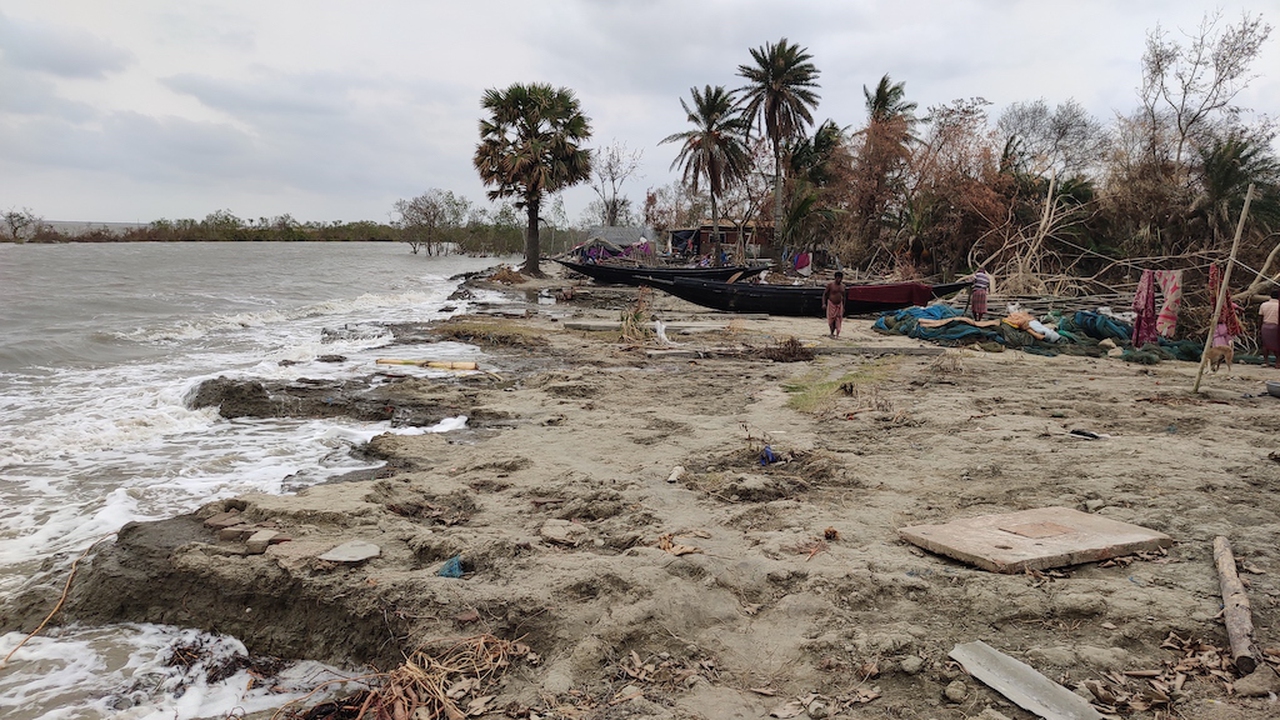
[566,226,657,263]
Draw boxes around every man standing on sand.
[823,271,846,338]
[1260,288,1280,368]
[970,266,991,321]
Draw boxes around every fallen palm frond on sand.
[276,634,535,720]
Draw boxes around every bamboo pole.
[1213,536,1259,675]
[1194,184,1255,394]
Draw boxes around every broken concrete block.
[204,510,246,530]
[218,526,252,542]
[245,530,279,555]
[317,539,381,563]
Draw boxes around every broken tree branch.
[1213,535,1258,675]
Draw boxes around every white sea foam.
[392,415,469,435]
[0,625,353,720]
[0,247,515,719]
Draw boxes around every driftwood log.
[1213,535,1259,674]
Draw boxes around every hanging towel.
[1208,264,1243,338]
[1131,269,1158,347]
[1154,269,1183,338]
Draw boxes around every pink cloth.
[1209,265,1243,339]
[826,300,843,335]
[1131,269,1158,347]
[1154,269,1182,338]
[1214,322,1234,348]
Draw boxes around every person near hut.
[822,271,846,338]
[1260,288,1280,368]
[970,267,991,321]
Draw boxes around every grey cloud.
[162,70,354,117]
[0,10,133,78]
[0,61,97,120]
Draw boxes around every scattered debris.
[437,555,465,579]
[282,635,534,720]
[489,266,527,284]
[375,358,479,371]
[317,540,380,564]
[655,533,701,556]
[760,336,814,362]
[1068,428,1111,440]
[619,287,654,343]
[949,640,1103,720]
[539,519,587,547]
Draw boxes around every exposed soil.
[15,269,1280,720]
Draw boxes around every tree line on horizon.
[0,203,590,257]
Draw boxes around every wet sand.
[35,267,1280,719]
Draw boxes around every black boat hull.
[647,276,969,316]
[553,258,770,286]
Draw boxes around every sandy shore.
[29,266,1280,719]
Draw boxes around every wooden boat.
[644,276,970,316]
[552,258,770,286]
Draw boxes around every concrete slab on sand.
[899,506,1173,573]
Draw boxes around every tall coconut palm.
[864,74,918,126]
[854,74,918,253]
[661,85,751,260]
[474,83,592,276]
[736,37,822,239]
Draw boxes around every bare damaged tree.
[2,207,43,243]
[1141,10,1273,166]
[997,98,1109,179]
[393,189,471,255]
[590,140,643,226]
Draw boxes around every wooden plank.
[949,640,1103,720]
[899,507,1172,573]
[811,345,945,357]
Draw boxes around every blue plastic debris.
[438,555,465,578]
[760,445,778,466]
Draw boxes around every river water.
[0,242,512,719]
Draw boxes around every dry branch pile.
[279,635,534,720]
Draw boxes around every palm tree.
[474,83,592,275]
[864,74,918,126]
[661,85,751,261]
[853,74,918,253]
[736,38,822,240]
[1193,134,1280,245]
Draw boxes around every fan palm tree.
[474,83,592,275]
[737,37,821,238]
[661,85,751,261]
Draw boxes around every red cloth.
[1131,269,1158,347]
[1208,264,1243,339]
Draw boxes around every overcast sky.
[2,0,1278,226]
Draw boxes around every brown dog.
[1205,345,1234,372]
